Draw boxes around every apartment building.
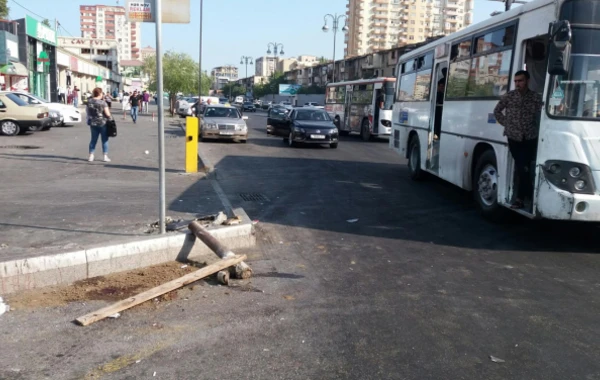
[80,5,142,61]
[345,0,474,57]
[211,65,238,90]
[255,56,277,77]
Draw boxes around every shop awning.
[0,62,28,77]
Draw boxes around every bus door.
[343,85,353,131]
[373,83,384,134]
[427,62,448,173]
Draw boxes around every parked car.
[10,92,82,128]
[242,102,256,112]
[177,96,198,117]
[219,97,228,104]
[0,92,50,136]
[199,104,249,143]
[268,107,338,149]
[304,102,324,109]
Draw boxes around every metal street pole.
[155,0,166,234]
[198,0,203,98]
[322,14,348,83]
[266,42,284,77]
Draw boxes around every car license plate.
[310,134,325,139]
[220,131,234,135]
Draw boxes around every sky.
[9,0,509,76]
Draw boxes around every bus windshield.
[383,82,394,110]
[547,28,600,119]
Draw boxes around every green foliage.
[143,51,210,113]
[297,85,325,95]
[221,83,245,98]
[0,0,9,19]
[42,19,51,27]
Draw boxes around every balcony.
[445,1,460,8]
[372,6,387,12]
[375,0,387,3]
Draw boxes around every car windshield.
[281,102,291,105]
[295,109,330,121]
[244,102,253,106]
[6,93,29,106]
[204,107,240,118]
[29,94,49,103]
[547,28,600,119]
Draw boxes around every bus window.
[451,39,472,62]
[474,25,515,53]
[383,82,395,110]
[399,72,417,101]
[467,50,512,97]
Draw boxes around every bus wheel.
[407,137,424,180]
[473,150,504,220]
[361,119,371,141]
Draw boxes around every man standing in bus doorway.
[493,70,543,210]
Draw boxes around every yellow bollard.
[185,116,198,173]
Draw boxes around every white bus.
[325,78,395,141]
[390,0,600,221]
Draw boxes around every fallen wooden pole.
[75,254,246,326]
[188,221,253,279]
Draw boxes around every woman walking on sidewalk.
[86,87,113,162]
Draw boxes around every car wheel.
[330,142,338,149]
[241,139,248,144]
[361,119,371,141]
[41,125,52,131]
[0,120,20,136]
[407,136,425,180]
[288,131,296,147]
[473,149,505,221]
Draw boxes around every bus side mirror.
[548,20,572,76]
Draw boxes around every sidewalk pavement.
[0,106,232,264]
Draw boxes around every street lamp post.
[322,13,348,83]
[240,55,253,95]
[266,42,285,76]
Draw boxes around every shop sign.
[57,37,117,48]
[125,0,190,23]
[25,15,57,45]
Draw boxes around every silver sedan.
[200,105,249,143]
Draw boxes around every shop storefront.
[16,15,58,101]
[0,28,28,91]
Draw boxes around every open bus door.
[427,62,448,174]
[342,85,353,132]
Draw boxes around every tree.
[42,19,51,27]
[0,0,9,19]
[220,83,245,99]
[318,56,330,64]
[143,51,211,115]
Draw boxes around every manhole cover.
[239,193,269,202]
[0,145,41,150]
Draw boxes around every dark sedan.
[267,107,338,149]
[242,102,256,112]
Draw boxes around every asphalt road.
[1,111,599,379]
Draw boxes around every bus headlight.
[543,160,595,195]
[381,120,391,127]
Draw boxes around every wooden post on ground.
[75,254,246,326]
[188,221,253,279]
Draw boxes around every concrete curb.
[0,208,255,295]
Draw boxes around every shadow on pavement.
[211,154,600,254]
[0,153,184,173]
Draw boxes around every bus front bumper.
[536,179,600,221]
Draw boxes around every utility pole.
[198,0,204,98]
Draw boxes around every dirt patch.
[6,261,201,310]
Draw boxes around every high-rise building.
[255,56,277,77]
[211,65,238,90]
[79,5,142,62]
[141,46,156,60]
[345,0,474,57]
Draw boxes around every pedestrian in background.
[122,92,130,112]
[129,90,142,124]
[86,87,113,162]
[72,86,80,108]
[104,92,112,108]
[142,90,150,113]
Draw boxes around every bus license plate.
[220,131,234,135]
[311,134,325,139]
